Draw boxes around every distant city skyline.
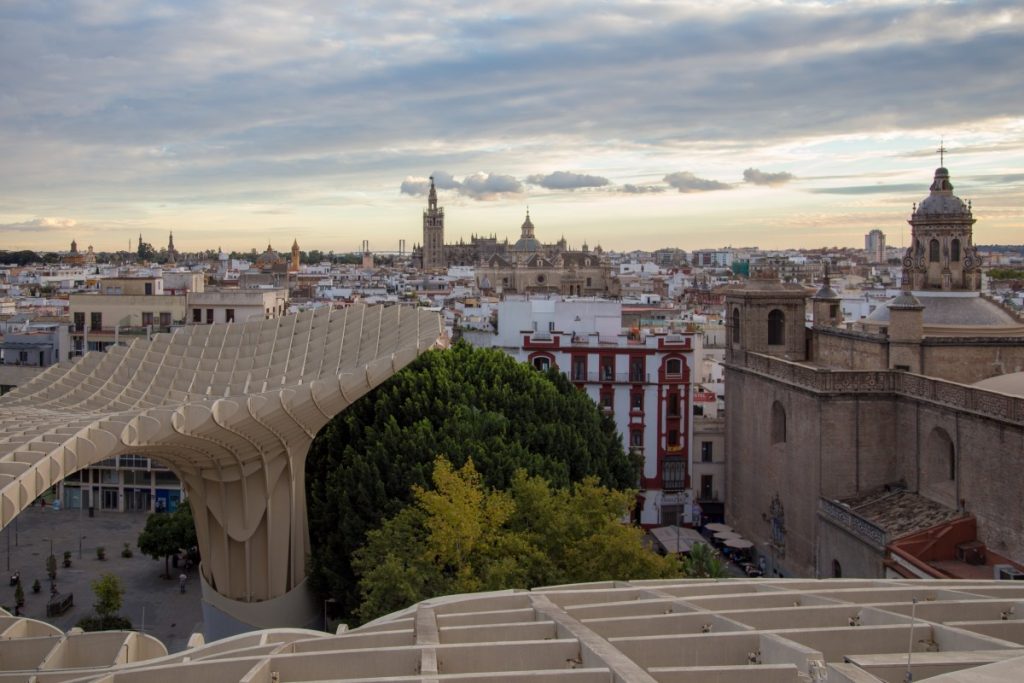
[1,1,1022,254]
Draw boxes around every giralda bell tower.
[422,176,445,271]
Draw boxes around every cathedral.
[724,164,1024,581]
[414,177,614,295]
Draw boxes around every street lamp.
[323,598,337,632]
[79,535,87,559]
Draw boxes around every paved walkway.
[2,505,202,652]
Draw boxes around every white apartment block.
[470,297,700,527]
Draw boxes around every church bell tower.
[422,177,445,271]
[903,158,981,291]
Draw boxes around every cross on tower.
[937,139,947,167]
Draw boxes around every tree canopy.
[77,573,131,631]
[306,342,635,619]
[137,501,197,578]
[353,458,679,623]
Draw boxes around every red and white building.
[470,297,698,527]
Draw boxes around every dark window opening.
[930,238,940,262]
[701,441,713,462]
[700,475,713,500]
[768,309,785,346]
[192,308,202,323]
[664,456,684,491]
[771,401,787,444]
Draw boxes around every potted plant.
[32,579,40,594]
[63,551,72,568]
[96,546,106,561]
[121,543,133,558]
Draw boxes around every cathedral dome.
[914,167,970,216]
[864,291,1024,336]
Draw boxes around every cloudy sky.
[1,0,1022,254]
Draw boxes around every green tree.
[352,458,677,623]
[681,541,727,578]
[138,502,197,578]
[77,573,131,631]
[92,573,123,618]
[306,343,633,618]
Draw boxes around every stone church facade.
[724,166,1024,580]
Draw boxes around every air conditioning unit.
[956,541,986,566]
[993,564,1024,581]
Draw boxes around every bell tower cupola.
[902,155,981,291]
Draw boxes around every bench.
[46,592,73,617]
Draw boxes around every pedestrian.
[179,572,187,593]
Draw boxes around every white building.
[468,297,698,526]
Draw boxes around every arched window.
[732,307,740,344]
[532,356,550,371]
[951,238,961,262]
[768,309,785,346]
[832,559,842,578]
[771,401,787,444]
[667,358,681,376]
[929,239,940,262]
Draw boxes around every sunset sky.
[1,0,1022,255]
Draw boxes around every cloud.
[400,176,432,196]
[526,171,610,190]
[663,172,731,193]
[0,217,77,232]
[743,168,794,187]
[807,183,921,195]
[620,184,667,194]
[459,172,523,199]
[400,171,522,200]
